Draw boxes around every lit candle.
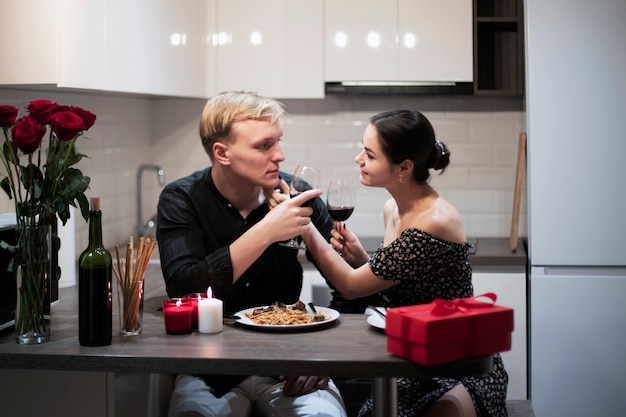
[162,298,194,335]
[198,287,223,334]
[183,292,208,329]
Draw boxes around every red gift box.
[385,293,514,365]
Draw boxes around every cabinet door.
[216,0,323,98]
[0,0,57,84]
[104,0,210,98]
[398,0,473,82]
[325,0,397,82]
[473,271,527,399]
[57,0,106,89]
[104,0,161,95]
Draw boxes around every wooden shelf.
[473,0,524,96]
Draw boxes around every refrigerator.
[525,1,626,416]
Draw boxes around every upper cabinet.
[0,0,213,99]
[0,0,105,88]
[473,0,524,95]
[3,1,516,98]
[325,0,473,83]
[104,0,212,98]
[215,0,324,99]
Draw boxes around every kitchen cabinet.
[473,0,524,95]
[472,268,527,400]
[0,0,105,89]
[0,369,113,417]
[104,0,213,98]
[215,0,324,99]
[325,0,473,83]
[0,0,213,98]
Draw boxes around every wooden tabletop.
[0,283,492,379]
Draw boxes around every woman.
[299,109,509,417]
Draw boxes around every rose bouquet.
[0,99,96,343]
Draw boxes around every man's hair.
[199,91,286,160]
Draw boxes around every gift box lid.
[385,302,469,345]
[459,295,514,335]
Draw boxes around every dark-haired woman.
[296,109,509,417]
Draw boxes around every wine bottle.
[78,197,113,346]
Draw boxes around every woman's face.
[354,123,396,188]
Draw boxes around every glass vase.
[15,225,52,344]
[117,278,144,336]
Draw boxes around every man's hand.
[263,178,290,210]
[280,375,329,397]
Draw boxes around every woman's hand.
[330,222,370,268]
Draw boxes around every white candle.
[198,287,223,334]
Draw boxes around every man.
[156,91,346,417]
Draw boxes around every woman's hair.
[369,109,450,183]
[199,91,286,160]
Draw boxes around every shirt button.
[227,203,232,208]
[245,283,251,288]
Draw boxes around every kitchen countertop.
[302,237,527,269]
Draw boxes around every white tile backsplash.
[0,88,526,261]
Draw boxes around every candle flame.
[207,287,213,298]
[176,299,182,307]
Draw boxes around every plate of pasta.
[234,301,340,332]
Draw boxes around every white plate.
[367,313,386,331]
[234,305,340,332]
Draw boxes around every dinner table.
[0,284,492,417]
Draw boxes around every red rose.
[70,106,97,130]
[27,99,59,125]
[51,111,85,141]
[0,105,19,127]
[11,116,46,154]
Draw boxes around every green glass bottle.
[78,197,112,346]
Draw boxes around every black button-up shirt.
[156,167,334,314]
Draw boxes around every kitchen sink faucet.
[136,164,165,241]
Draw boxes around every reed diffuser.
[113,236,157,335]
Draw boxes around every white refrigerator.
[525,1,626,416]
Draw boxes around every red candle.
[183,292,208,329]
[162,298,194,335]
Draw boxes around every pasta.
[245,302,328,325]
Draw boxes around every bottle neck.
[88,210,104,248]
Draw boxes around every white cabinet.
[325,0,473,82]
[473,269,527,400]
[215,0,324,98]
[104,0,213,98]
[0,0,105,88]
[0,0,213,98]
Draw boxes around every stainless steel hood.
[325,81,473,95]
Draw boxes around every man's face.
[222,119,285,188]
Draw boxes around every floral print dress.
[358,228,509,417]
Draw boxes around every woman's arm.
[300,205,398,299]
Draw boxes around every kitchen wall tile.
[0,89,527,263]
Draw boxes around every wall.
[0,88,526,261]
[153,94,527,239]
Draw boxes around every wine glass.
[326,180,355,225]
[280,165,321,249]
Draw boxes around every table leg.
[373,376,397,417]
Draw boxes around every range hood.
[325,81,473,96]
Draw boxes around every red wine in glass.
[326,180,355,223]
[328,206,354,221]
